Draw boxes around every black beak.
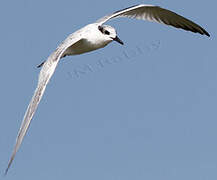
[112,36,124,45]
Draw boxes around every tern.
[5,4,209,174]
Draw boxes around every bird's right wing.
[96,4,210,36]
[5,30,84,175]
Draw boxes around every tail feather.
[37,61,45,68]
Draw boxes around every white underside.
[62,28,112,57]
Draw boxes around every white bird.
[5,4,209,174]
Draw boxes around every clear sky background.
[0,0,216,179]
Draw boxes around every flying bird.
[5,4,209,174]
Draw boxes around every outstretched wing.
[5,31,83,175]
[96,4,210,36]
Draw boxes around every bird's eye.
[98,26,110,35]
[98,26,104,33]
[104,30,110,35]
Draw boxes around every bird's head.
[98,25,124,45]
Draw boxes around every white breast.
[63,24,112,56]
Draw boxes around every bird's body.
[63,24,113,56]
[5,4,209,174]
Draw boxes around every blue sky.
[0,0,216,179]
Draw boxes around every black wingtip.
[4,157,14,176]
[4,166,9,177]
[201,27,210,37]
[205,31,210,37]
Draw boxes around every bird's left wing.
[5,30,84,175]
[96,4,210,36]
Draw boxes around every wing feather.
[96,4,210,36]
[5,31,83,175]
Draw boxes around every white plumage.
[5,4,209,174]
